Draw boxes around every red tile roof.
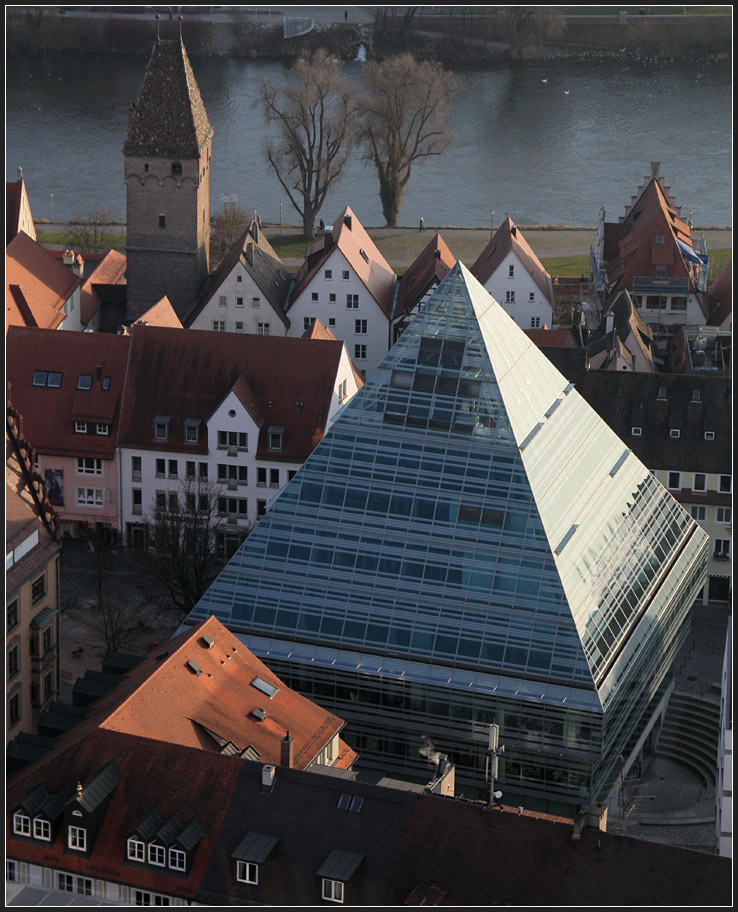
[79,249,127,326]
[524,328,573,348]
[6,232,81,332]
[6,727,242,902]
[133,295,183,329]
[396,233,456,318]
[5,326,131,458]
[471,218,554,307]
[97,616,356,770]
[117,325,345,461]
[288,207,396,318]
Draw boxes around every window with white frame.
[134,890,171,905]
[33,818,51,840]
[236,296,244,307]
[322,879,344,903]
[217,431,248,450]
[74,421,87,434]
[508,264,514,277]
[127,836,145,860]
[59,874,91,896]
[156,458,166,477]
[76,457,103,475]
[667,472,681,490]
[346,294,359,309]
[714,539,730,559]
[219,296,227,307]
[236,860,258,884]
[304,316,316,331]
[68,825,87,851]
[77,374,93,390]
[690,506,706,523]
[58,873,75,892]
[168,459,178,478]
[338,379,348,402]
[154,418,170,441]
[12,811,30,836]
[169,847,186,871]
[355,319,367,334]
[529,292,535,302]
[354,344,366,360]
[32,573,46,603]
[631,427,642,437]
[6,860,17,882]
[76,487,104,508]
[132,455,142,479]
[505,291,515,303]
[705,431,715,441]
[148,843,166,866]
[252,297,260,308]
[257,322,270,335]
[669,428,680,439]
[184,420,200,444]
[268,428,284,451]
[329,295,336,305]
[693,473,707,492]
[530,317,540,328]
[218,464,248,484]
[235,321,244,332]
[96,423,109,436]
[213,321,226,332]
[719,475,731,493]
[716,507,731,524]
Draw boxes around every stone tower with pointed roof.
[185,262,708,816]
[124,36,213,323]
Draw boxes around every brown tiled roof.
[5,326,131,458]
[188,221,290,327]
[79,249,127,326]
[396,233,456,319]
[288,207,396,318]
[6,232,81,331]
[133,295,183,329]
[524,328,573,348]
[470,217,554,306]
[707,260,732,327]
[97,616,355,770]
[123,38,213,158]
[117,325,344,461]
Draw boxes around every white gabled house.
[116,325,361,557]
[285,206,397,378]
[186,220,291,337]
[470,217,555,330]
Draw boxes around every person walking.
[344,10,348,22]
[419,216,424,233]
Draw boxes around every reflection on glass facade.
[188,264,708,813]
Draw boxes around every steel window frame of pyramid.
[187,263,708,813]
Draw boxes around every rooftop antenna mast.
[486,723,506,809]
[155,13,160,41]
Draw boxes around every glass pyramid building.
[187,263,708,813]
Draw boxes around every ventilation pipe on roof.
[281,731,294,769]
[73,255,84,278]
[434,249,441,259]
[63,249,75,266]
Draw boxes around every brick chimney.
[281,731,294,769]
[73,254,84,277]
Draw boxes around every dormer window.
[33,818,51,841]
[127,836,145,861]
[96,423,110,436]
[154,417,170,442]
[231,832,279,887]
[77,374,92,390]
[75,421,88,434]
[236,861,258,884]
[12,811,31,836]
[68,825,87,851]
[184,419,201,444]
[631,427,642,436]
[148,843,166,866]
[169,847,187,871]
[268,427,284,451]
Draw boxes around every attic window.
[77,374,93,390]
[102,376,111,391]
[154,417,170,441]
[670,429,680,439]
[184,419,201,444]
[359,248,369,263]
[251,676,279,699]
[704,431,715,441]
[655,235,665,244]
[337,794,363,812]
[268,427,284,452]
[632,427,642,436]
[691,388,701,402]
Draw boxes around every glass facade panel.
[187,264,708,812]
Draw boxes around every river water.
[6,51,732,228]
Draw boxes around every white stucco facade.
[480,250,554,329]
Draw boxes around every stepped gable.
[188,263,706,710]
[123,37,213,158]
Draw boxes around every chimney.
[63,249,75,266]
[343,212,352,230]
[261,764,276,792]
[323,230,333,252]
[281,731,294,768]
[73,255,84,277]
[17,166,23,181]
[434,248,441,259]
[651,161,660,179]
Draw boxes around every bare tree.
[506,6,566,59]
[133,477,244,615]
[209,200,249,267]
[74,592,144,655]
[260,50,361,241]
[359,54,461,228]
[68,206,118,253]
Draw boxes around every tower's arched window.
[172,162,182,177]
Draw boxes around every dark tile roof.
[707,260,732,326]
[123,38,212,158]
[395,233,456,319]
[586,290,654,370]
[73,760,120,813]
[117,325,344,462]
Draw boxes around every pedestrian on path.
[344,10,348,22]
[419,216,424,233]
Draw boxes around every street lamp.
[49,193,54,223]
[490,209,495,239]
[280,201,283,236]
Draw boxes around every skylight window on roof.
[77,374,93,390]
[102,376,111,391]
[251,676,279,699]
[337,794,363,812]
[33,371,47,387]
[359,248,369,263]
